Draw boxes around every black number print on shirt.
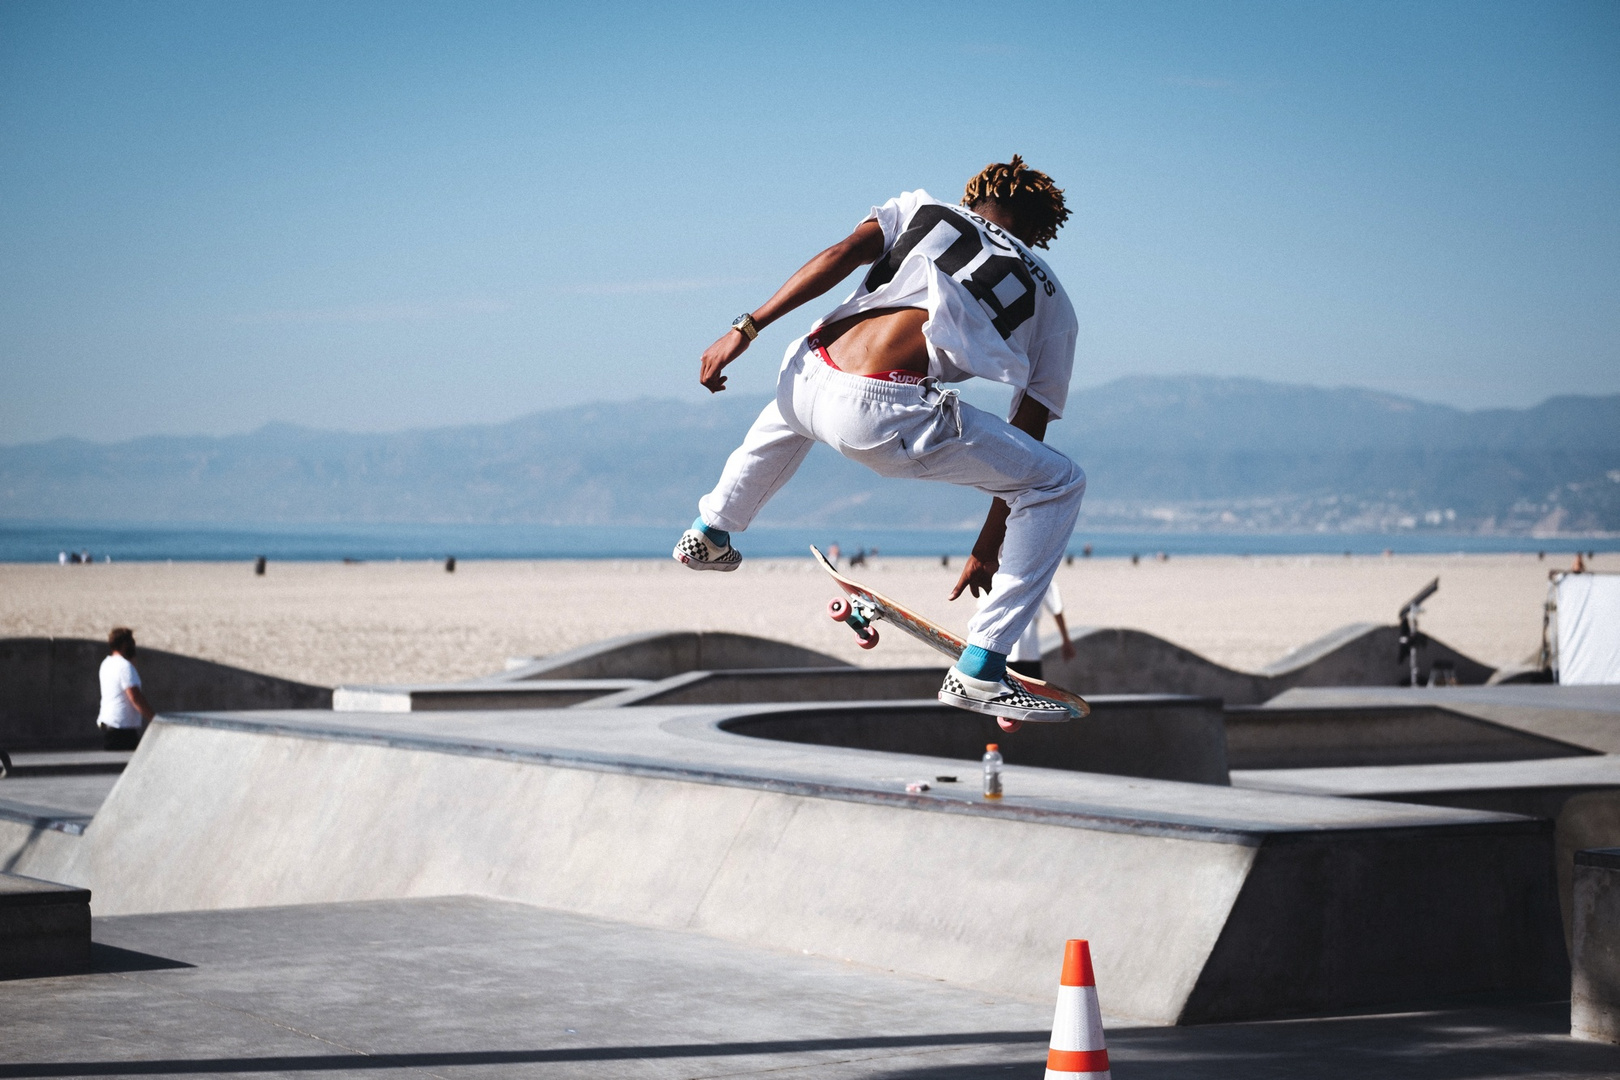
[862,204,1041,338]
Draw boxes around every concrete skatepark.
[4,626,1619,1076]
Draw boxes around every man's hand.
[700,330,749,393]
[948,552,997,600]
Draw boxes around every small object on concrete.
[934,775,957,783]
[905,781,930,794]
[254,555,266,576]
[0,873,91,978]
[1045,939,1110,1079]
[445,556,456,573]
[983,743,1003,800]
[1572,847,1620,1044]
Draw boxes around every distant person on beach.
[673,157,1085,724]
[97,627,155,751]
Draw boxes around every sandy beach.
[0,552,1590,688]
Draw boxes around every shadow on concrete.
[869,1003,1620,1080]
[0,943,189,983]
[0,1031,1050,1077]
[1106,1002,1616,1080]
[89,942,193,974]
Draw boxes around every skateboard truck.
[827,597,881,649]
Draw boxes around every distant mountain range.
[4,376,1618,535]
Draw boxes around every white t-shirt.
[979,582,1065,662]
[813,189,1079,420]
[97,653,144,729]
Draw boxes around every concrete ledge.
[721,696,1231,786]
[334,680,646,712]
[1225,704,1593,771]
[1263,686,1620,755]
[1573,848,1620,1043]
[0,872,91,978]
[0,751,131,776]
[1231,754,1620,819]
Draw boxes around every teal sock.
[692,516,730,547]
[955,645,1006,682]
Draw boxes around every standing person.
[985,580,1076,681]
[97,627,155,751]
[672,157,1086,723]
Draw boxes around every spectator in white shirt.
[97,627,155,751]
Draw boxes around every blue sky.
[2,0,1616,443]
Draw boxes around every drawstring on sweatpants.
[919,378,963,438]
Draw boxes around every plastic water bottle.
[983,743,1003,800]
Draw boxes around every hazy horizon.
[3,1,1617,444]
[3,372,1619,449]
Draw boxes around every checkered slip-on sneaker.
[938,669,1072,723]
[672,528,743,572]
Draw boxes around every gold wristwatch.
[730,313,760,341]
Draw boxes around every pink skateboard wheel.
[857,628,880,649]
[996,717,1023,733]
[828,598,850,621]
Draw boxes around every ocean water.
[2,520,1614,564]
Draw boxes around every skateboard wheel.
[996,717,1023,734]
[857,628,880,650]
[828,598,850,621]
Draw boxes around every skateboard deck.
[812,546,1090,720]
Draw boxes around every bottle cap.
[986,743,999,752]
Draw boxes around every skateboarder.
[674,157,1085,723]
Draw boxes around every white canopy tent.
[1555,572,1620,685]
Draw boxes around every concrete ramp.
[499,631,850,682]
[14,703,1565,1025]
[1042,623,1497,704]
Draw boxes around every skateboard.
[812,546,1090,723]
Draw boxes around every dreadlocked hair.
[961,155,1069,249]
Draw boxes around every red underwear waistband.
[810,335,927,385]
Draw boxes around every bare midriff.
[817,307,929,378]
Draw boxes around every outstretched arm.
[948,394,1051,600]
[699,220,885,393]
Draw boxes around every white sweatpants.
[698,338,1085,655]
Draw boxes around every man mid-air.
[673,156,1085,725]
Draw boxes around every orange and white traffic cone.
[1045,939,1110,1080]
